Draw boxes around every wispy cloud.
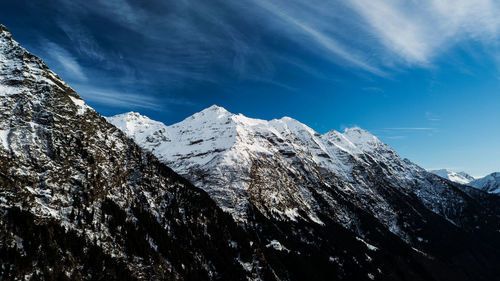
[251,0,384,75]
[348,0,431,65]
[384,135,407,139]
[383,127,436,131]
[48,0,500,83]
[41,41,87,81]
[425,112,441,121]
[374,127,437,141]
[348,0,500,65]
[72,84,163,110]
[57,20,106,62]
[29,0,500,115]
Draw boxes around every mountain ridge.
[107,108,397,224]
[110,107,500,280]
[108,109,498,228]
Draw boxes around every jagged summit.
[198,104,233,115]
[0,24,12,38]
[107,111,162,133]
[113,111,144,118]
[205,104,229,112]
[192,104,232,118]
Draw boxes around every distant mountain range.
[2,23,500,280]
[430,169,500,194]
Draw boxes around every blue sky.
[1,0,499,177]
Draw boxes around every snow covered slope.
[470,172,500,194]
[430,169,475,184]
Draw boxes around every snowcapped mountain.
[429,169,500,195]
[430,169,475,184]
[107,107,478,230]
[110,107,500,280]
[470,172,500,194]
[109,107,417,225]
[3,21,500,281]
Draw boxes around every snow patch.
[0,84,20,96]
[0,129,9,149]
[356,237,378,251]
[266,240,290,252]
[69,96,88,115]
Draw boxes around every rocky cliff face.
[110,107,500,281]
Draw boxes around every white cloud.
[348,0,431,64]
[252,0,384,75]
[384,127,436,131]
[244,0,500,72]
[51,0,500,80]
[425,112,441,121]
[348,0,500,65]
[72,84,162,110]
[72,84,195,111]
[42,41,87,81]
[57,20,106,62]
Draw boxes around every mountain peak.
[342,127,381,152]
[469,172,500,194]
[106,111,157,128]
[111,111,148,121]
[189,104,233,121]
[0,24,10,35]
[343,127,375,137]
[429,169,474,184]
[106,111,166,146]
[206,104,227,110]
[202,104,231,114]
[279,116,295,122]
